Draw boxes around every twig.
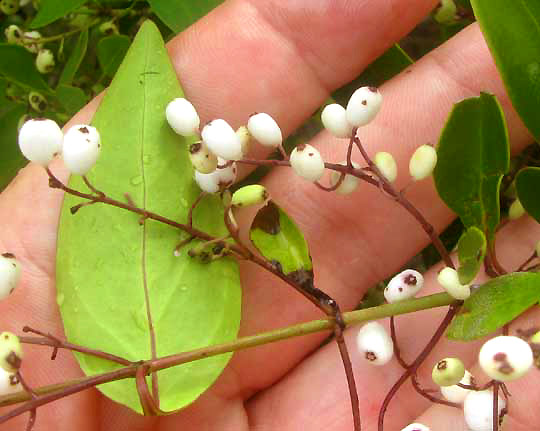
[410,373,460,409]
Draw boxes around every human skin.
[0,1,539,430]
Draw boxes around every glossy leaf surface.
[97,35,131,78]
[0,44,52,93]
[433,93,509,242]
[59,30,89,86]
[516,167,540,223]
[31,0,87,28]
[447,273,540,340]
[148,0,222,34]
[56,21,241,414]
[457,227,486,284]
[471,0,540,140]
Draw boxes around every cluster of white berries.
[18,119,101,175]
[4,25,55,74]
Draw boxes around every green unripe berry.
[374,151,397,183]
[509,199,525,220]
[434,0,457,24]
[231,185,268,207]
[35,49,55,74]
[22,30,42,53]
[0,332,23,373]
[0,0,19,15]
[28,91,47,112]
[432,357,465,387]
[531,330,540,345]
[99,21,119,36]
[4,24,22,44]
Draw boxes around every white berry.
[441,370,474,404]
[321,104,353,138]
[0,332,23,373]
[189,141,218,174]
[194,157,237,193]
[409,144,437,181]
[401,424,430,431]
[290,144,325,182]
[166,98,200,137]
[346,86,382,127]
[356,321,394,366]
[463,389,506,431]
[329,161,360,195]
[0,253,21,300]
[23,31,42,53]
[62,124,101,175]
[478,335,533,382]
[0,367,21,396]
[384,269,424,303]
[35,49,55,74]
[18,118,63,166]
[437,267,471,300]
[201,119,243,160]
[247,113,282,148]
[374,152,397,183]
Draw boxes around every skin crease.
[0,0,539,430]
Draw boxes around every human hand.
[1,1,539,430]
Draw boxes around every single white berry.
[289,144,325,182]
[356,321,394,366]
[384,269,424,303]
[437,267,471,300]
[0,367,21,396]
[441,370,474,404]
[0,332,23,373]
[247,112,282,148]
[23,31,42,53]
[374,152,397,183]
[432,357,465,387]
[201,119,243,160]
[62,124,101,175]
[401,424,430,431]
[18,118,63,166]
[165,98,200,137]
[35,49,55,74]
[4,25,22,44]
[236,126,251,156]
[0,253,21,300]
[194,170,220,193]
[508,199,525,220]
[188,141,218,174]
[409,144,437,181]
[321,104,354,138]
[194,157,237,193]
[463,389,506,431]
[329,161,360,195]
[346,86,382,127]
[478,335,533,382]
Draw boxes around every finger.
[245,215,540,430]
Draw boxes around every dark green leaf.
[250,201,312,277]
[97,35,131,78]
[332,44,412,106]
[56,84,88,115]
[433,93,509,242]
[516,167,540,223]
[447,273,540,340]
[59,30,89,86]
[471,0,540,140]
[0,103,26,191]
[457,227,486,284]
[148,0,222,34]
[0,44,52,94]
[56,21,241,414]
[30,0,87,28]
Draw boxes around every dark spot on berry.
[86,138,90,143]
[403,274,417,285]
[308,152,314,156]
[189,142,201,154]
[365,351,377,361]
[98,144,101,148]
[361,100,367,105]
[205,154,209,158]
[494,352,507,361]
[296,143,306,152]
[2,253,15,259]
[53,152,59,157]
[38,101,47,111]
[368,86,378,93]
[398,287,403,292]
[9,374,19,386]
[6,351,21,370]
[9,288,14,294]
[4,334,8,339]
[79,126,89,134]
[437,359,448,370]
[14,29,20,38]
[494,352,514,374]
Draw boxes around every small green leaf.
[516,167,540,223]
[30,0,87,28]
[148,0,223,34]
[0,44,52,93]
[457,227,486,284]
[0,103,26,191]
[471,0,540,140]
[447,272,540,340]
[56,20,241,414]
[433,93,510,242]
[56,84,88,115]
[250,201,312,277]
[59,30,89,86]
[97,35,131,78]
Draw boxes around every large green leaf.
[59,30,89,86]
[447,273,540,340]
[433,93,509,242]
[471,0,540,140]
[97,35,131,78]
[56,84,88,115]
[30,0,87,28]
[0,103,26,191]
[148,0,223,34]
[250,201,312,277]
[457,226,486,284]
[56,21,241,414]
[516,167,540,223]
[0,44,52,94]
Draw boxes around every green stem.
[21,19,100,45]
